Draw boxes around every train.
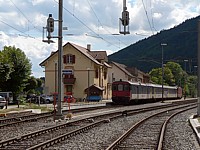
[112,80,182,105]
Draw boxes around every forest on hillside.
[108,15,200,75]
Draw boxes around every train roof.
[149,84,178,89]
[112,80,140,85]
[113,80,178,89]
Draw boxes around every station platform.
[189,115,200,145]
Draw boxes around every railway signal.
[47,14,54,33]
[119,0,130,35]
[42,14,55,44]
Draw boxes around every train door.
[138,85,142,100]
[134,85,139,103]
[147,86,151,99]
[131,85,137,100]
[152,87,155,99]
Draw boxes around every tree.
[24,76,37,94]
[165,62,184,86]
[0,52,12,90]
[24,77,43,95]
[149,68,162,84]
[0,46,32,103]
[163,67,175,85]
[187,75,197,97]
[149,67,175,86]
[149,62,185,86]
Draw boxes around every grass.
[0,103,53,113]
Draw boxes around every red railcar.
[112,80,182,105]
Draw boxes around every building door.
[65,85,73,95]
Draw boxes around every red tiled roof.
[40,42,107,66]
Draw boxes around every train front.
[112,81,131,104]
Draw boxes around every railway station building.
[40,42,150,101]
[40,42,112,101]
[109,61,150,83]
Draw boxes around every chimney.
[87,44,91,51]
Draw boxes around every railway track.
[0,99,195,127]
[106,104,196,150]
[0,105,116,128]
[0,111,33,119]
[0,111,122,149]
[0,100,196,149]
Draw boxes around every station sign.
[62,69,73,75]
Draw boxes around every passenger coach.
[112,80,182,104]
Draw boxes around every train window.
[131,85,137,94]
[124,84,129,91]
[143,87,147,94]
[138,86,142,94]
[118,84,123,91]
[112,85,118,91]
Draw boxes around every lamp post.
[194,66,198,98]
[183,59,188,99]
[194,66,198,75]
[184,60,188,73]
[198,20,200,116]
[161,43,167,102]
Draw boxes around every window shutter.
[72,55,75,63]
[63,55,66,63]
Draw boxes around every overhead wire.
[150,0,157,32]
[2,0,131,48]
[53,0,121,49]
[0,20,37,40]
[9,0,43,33]
[0,1,54,43]
[0,19,44,42]
[87,0,128,47]
[141,0,154,35]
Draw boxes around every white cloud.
[31,0,46,5]
[0,32,56,77]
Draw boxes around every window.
[112,84,129,91]
[118,84,123,91]
[124,84,129,91]
[66,85,72,92]
[63,54,75,64]
[112,85,118,91]
[95,69,98,78]
[131,85,137,94]
[104,71,107,79]
[63,74,74,78]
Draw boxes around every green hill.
[108,15,200,74]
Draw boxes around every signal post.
[43,0,64,120]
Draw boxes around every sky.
[0,0,200,78]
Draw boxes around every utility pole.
[161,43,167,103]
[56,0,63,119]
[197,20,200,116]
